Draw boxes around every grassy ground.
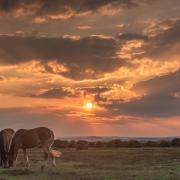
[0,148,180,180]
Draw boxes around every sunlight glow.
[85,102,93,110]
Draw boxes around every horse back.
[13,127,54,149]
[34,127,54,146]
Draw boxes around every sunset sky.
[0,0,180,137]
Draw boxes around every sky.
[0,0,180,137]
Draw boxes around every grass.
[0,147,180,179]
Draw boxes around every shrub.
[76,140,89,150]
[158,140,171,147]
[171,138,180,147]
[53,139,69,148]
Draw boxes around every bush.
[171,138,180,147]
[53,138,180,149]
[95,141,106,148]
[76,140,89,150]
[53,139,69,148]
[125,140,142,148]
[88,142,96,147]
[107,140,123,148]
[158,140,171,147]
[144,141,158,147]
[68,140,76,148]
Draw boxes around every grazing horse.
[8,127,61,169]
[0,128,15,168]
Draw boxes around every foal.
[8,127,61,169]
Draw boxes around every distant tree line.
[53,138,180,150]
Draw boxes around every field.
[1,148,180,180]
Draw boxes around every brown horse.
[0,128,15,168]
[8,127,61,169]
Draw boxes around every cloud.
[1,19,179,81]
[30,87,75,99]
[140,19,180,60]
[0,0,144,21]
[94,94,107,103]
[118,33,148,41]
[0,35,125,80]
[116,19,180,62]
[30,86,111,99]
[78,86,111,101]
[107,93,180,118]
[143,19,179,37]
[74,25,92,30]
[79,86,110,94]
[0,76,5,81]
[133,70,180,95]
[102,70,180,118]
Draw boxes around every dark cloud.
[147,20,180,57]
[79,87,110,102]
[103,70,180,118]
[140,19,180,59]
[31,87,74,99]
[79,86,110,94]
[118,33,148,41]
[0,35,125,80]
[94,94,107,102]
[29,86,111,99]
[0,0,144,20]
[105,93,180,117]
[1,19,179,81]
[133,70,180,94]
[117,19,180,61]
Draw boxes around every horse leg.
[23,149,29,169]
[44,152,48,161]
[14,153,19,168]
[41,147,49,171]
[41,146,56,168]
[50,150,56,167]
[45,144,56,167]
[4,154,8,168]
[0,157,1,166]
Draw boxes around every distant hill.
[60,136,180,142]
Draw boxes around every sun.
[85,102,93,110]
